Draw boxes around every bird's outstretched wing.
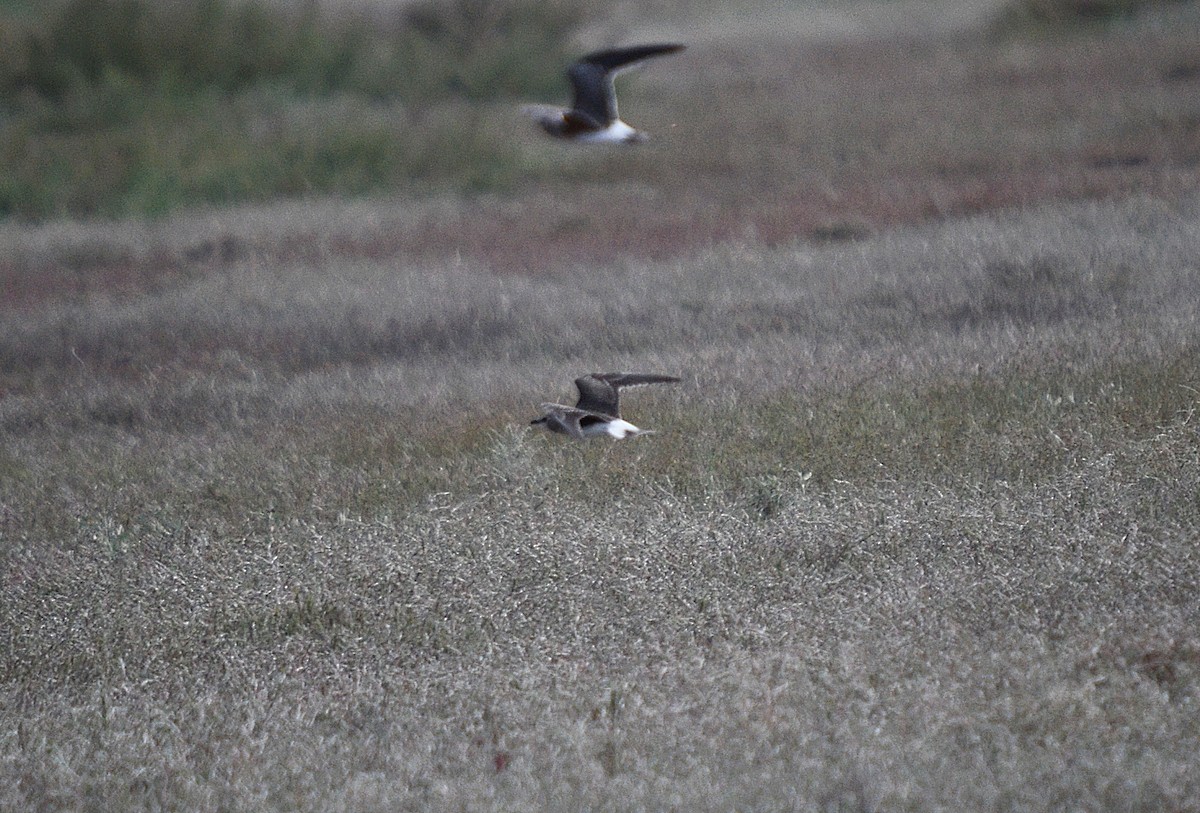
[574,372,680,416]
[567,44,685,126]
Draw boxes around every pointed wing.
[567,60,619,126]
[574,372,680,416]
[578,44,686,73]
[572,376,619,416]
[568,43,685,125]
[593,373,681,390]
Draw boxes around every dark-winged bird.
[531,373,680,439]
[525,44,685,143]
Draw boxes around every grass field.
[3,0,1200,810]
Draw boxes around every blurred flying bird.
[524,43,685,144]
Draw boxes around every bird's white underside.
[520,107,644,144]
[574,119,639,143]
[538,409,652,440]
[581,418,643,439]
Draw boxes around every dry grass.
[3,1,1200,810]
[3,188,1200,809]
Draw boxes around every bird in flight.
[531,372,680,439]
[524,43,685,144]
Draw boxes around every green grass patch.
[0,0,585,218]
[8,0,582,102]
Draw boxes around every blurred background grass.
[0,0,1191,220]
[0,0,587,218]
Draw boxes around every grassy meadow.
[4,0,1200,810]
